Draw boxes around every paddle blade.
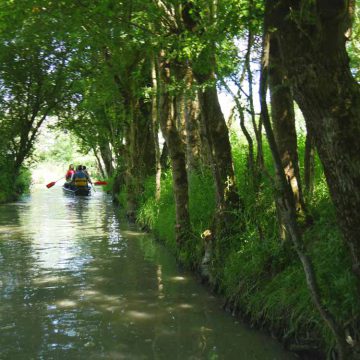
[94,181,108,186]
[46,181,56,188]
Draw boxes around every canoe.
[62,183,91,196]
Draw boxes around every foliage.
[30,125,100,185]
[137,172,177,251]
[137,167,216,261]
[348,4,360,81]
[0,0,359,356]
[0,166,31,203]
[136,137,359,353]
[188,169,216,238]
[0,0,83,189]
[0,168,13,203]
[35,130,76,164]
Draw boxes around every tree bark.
[124,97,155,221]
[93,147,106,179]
[304,128,316,197]
[195,71,240,212]
[245,32,264,173]
[151,57,162,201]
[268,36,306,215]
[99,142,114,178]
[139,98,156,178]
[124,103,138,221]
[260,19,350,358]
[271,0,360,283]
[221,81,255,184]
[184,68,201,172]
[181,1,239,213]
[158,52,191,246]
[160,142,169,172]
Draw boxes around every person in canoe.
[63,164,75,189]
[82,165,93,185]
[71,165,90,190]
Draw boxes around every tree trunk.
[124,106,138,221]
[93,147,106,179]
[124,97,155,221]
[196,96,213,168]
[268,37,306,215]
[184,68,201,172]
[304,128,316,197]
[245,33,264,173]
[271,0,360,283]
[158,53,191,246]
[260,19,350,357]
[174,92,187,145]
[195,71,240,212]
[151,57,162,201]
[181,1,239,212]
[160,142,169,172]
[112,166,125,204]
[99,143,114,178]
[138,99,156,178]
[221,80,255,184]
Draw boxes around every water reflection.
[0,189,295,359]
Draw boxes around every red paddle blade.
[46,181,56,188]
[94,181,108,186]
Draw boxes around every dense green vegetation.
[0,166,31,203]
[0,1,359,358]
[31,127,100,184]
[137,140,358,356]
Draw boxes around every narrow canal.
[0,188,295,359]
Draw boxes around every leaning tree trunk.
[158,53,191,246]
[271,0,360,284]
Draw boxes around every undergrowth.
[0,165,31,203]
[129,138,358,355]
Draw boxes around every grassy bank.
[120,140,358,356]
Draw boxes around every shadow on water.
[0,188,296,359]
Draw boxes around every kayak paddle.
[94,181,108,186]
[46,176,64,189]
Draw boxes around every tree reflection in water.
[0,189,295,359]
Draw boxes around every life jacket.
[73,171,88,187]
[65,170,75,181]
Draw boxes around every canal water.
[0,188,295,359]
